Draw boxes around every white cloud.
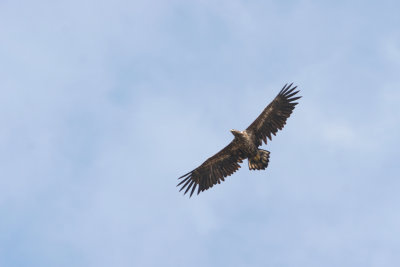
[321,121,357,147]
[381,37,400,65]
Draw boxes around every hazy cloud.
[1,0,400,266]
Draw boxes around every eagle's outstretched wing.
[177,140,245,197]
[246,83,301,146]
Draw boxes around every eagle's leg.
[248,149,270,170]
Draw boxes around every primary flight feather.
[177,83,301,197]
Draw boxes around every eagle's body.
[178,83,301,197]
[230,130,257,156]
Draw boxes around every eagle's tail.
[248,149,270,170]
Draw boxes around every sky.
[1,0,400,266]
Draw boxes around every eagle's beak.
[230,129,239,136]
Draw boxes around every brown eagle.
[178,83,301,197]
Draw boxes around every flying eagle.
[177,83,301,197]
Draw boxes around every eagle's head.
[230,129,243,138]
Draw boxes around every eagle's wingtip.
[279,82,297,95]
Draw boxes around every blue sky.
[1,0,400,266]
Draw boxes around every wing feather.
[246,83,301,146]
[177,140,245,197]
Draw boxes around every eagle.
[177,83,301,197]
